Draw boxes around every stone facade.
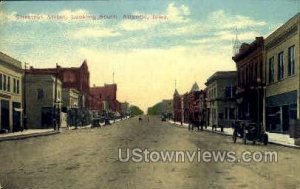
[265,13,300,136]
[205,71,237,127]
[25,74,62,129]
[0,52,23,132]
[62,88,80,110]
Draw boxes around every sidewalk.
[0,129,59,142]
[169,120,299,148]
[66,117,130,130]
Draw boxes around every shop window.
[225,108,228,120]
[229,108,235,120]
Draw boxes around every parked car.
[232,121,268,145]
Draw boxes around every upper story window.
[278,52,284,81]
[13,78,16,93]
[268,57,274,83]
[225,86,236,98]
[288,45,295,76]
[3,75,7,91]
[7,76,10,92]
[16,80,20,94]
[0,74,19,93]
[213,88,216,98]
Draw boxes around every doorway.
[1,100,10,131]
[13,102,21,132]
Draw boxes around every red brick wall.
[89,84,118,112]
[25,60,90,108]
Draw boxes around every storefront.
[266,90,297,133]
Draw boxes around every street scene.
[1,0,300,188]
[0,116,300,189]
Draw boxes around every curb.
[203,129,300,149]
[169,122,300,149]
[0,130,60,142]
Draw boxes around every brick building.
[25,60,90,109]
[187,82,201,124]
[199,89,207,126]
[89,84,119,113]
[232,37,265,125]
[182,92,189,123]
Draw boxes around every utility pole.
[53,63,59,130]
[113,71,115,84]
[23,62,29,130]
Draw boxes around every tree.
[147,102,162,115]
[130,105,144,116]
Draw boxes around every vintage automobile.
[232,120,268,145]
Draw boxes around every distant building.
[187,82,201,124]
[25,74,62,129]
[0,52,23,132]
[25,60,90,109]
[205,71,237,127]
[62,88,80,110]
[265,13,299,135]
[182,92,189,123]
[199,89,207,126]
[173,89,182,122]
[161,99,173,118]
[232,37,265,125]
[89,84,119,113]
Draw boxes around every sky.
[0,0,299,112]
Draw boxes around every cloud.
[70,27,121,39]
[57,9,89,19]
[118,3,191,31]
[166,3,191,23]
[208,10,267,29]
[119,13,161,31]
[0,11,18,24]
